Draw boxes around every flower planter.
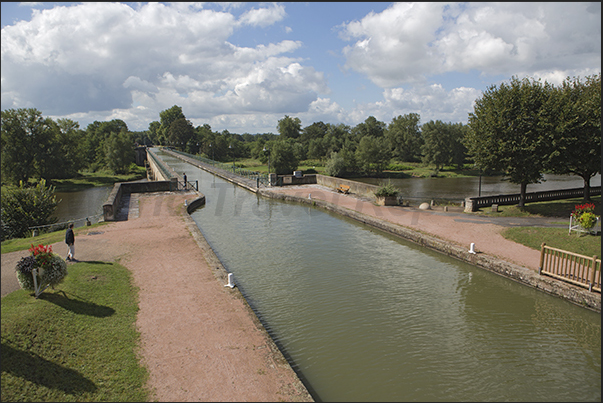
[376,195,399,206]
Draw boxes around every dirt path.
[1,191,312,402]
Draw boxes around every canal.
[155,150,600,402]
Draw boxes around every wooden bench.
[337,184,350,194]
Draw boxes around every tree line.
[144,105,470,177]
[1,109,150,186]
[2,74,600,197]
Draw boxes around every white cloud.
[1,2,326,129]
[237,3,286,28]
[339,2,601,87]
[1,2,600,134]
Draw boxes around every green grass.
[473,196,601,257]
[502,226,600,258]
[1,261,151,402]
[1,223,108,255]
[51,167,147,192]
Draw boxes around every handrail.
[147,149,174,179]
[468,186,601,209]
[539,243,601,292]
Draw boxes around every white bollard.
[184,199,188,206]
[469,243,476,254]
[225,273,235,288]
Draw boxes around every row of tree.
[145,105,470,177]
[1,109,149,185]
[2,74,600,204]
[466,74,601,205]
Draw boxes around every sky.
[1,2,601,135]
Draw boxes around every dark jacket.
[65,228,75,245]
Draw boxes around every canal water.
[155,150,600,402]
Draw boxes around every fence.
[28,214,104,237]
[465,186,601,212]
[170,149,270,185]
[539,243,601,292]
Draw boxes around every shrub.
[1,179,59,241]
[374,183,399,197]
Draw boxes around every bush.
[374,182,399,197]
[1,179,59,241]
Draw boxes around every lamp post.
[263,146,271,186]
[209,143,214,162]
[229,145,234,173]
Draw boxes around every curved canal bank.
[161,148,600,312]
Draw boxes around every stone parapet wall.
[315,174,380,200]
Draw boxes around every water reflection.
[53,186,111,224]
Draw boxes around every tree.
[104,130,134,174]
[159,105,186,145]
[421,120,451,174]
[270,140,299,174]
[546,74,601,201]
[355,136,391,174]
[1,108,55,185]
[45,119,86,179]
[1,179,59,240]
[168,118,194,151]
[301,121,328,144]
[277,115,302,139]
[84,119,128,171]
[351,116,386,142]
[421,120,468,174]
[385,113,423,162]
[466,76,554,206]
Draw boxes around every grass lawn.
[1,261,152,402]
[51,167,147,192]
[476,195,601,258]
[502,226,600,258]
[1,223,108,255]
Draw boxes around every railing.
[466,186,601,211]
[28,214,104,237]
[147,149,174,180]
[180,180,199,191]
[539,243,601,292]
[170,149,270,185]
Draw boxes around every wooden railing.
[539,243,601,292]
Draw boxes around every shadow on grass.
[38,291,115,317]
[1,342,98,395]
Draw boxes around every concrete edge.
[181,193,315,402]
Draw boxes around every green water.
[158,150,601,402]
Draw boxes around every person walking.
[183,173,187,190]
[65,223,75,261]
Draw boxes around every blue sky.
[1,2,601,134]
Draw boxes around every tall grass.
[1,261,152,402]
